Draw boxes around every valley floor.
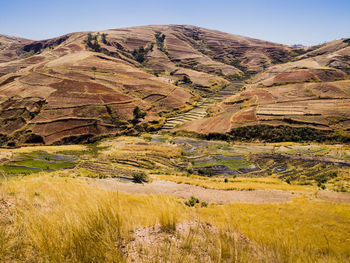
[1,134,350,262]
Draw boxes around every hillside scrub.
[203,125,350,143]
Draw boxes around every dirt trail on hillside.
[88,179,298,204]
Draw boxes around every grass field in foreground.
[1,175,349,262]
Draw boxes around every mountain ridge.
[0,25,349,146]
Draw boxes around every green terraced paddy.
[194,155,251,170]
[0,151,76,175]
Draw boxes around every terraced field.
[0,151,76,175]
[162,82,243,130]
[1,135,350,262]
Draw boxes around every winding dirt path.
[89,179,299,204]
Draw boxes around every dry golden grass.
[100,137,179,158]
[0,144,87,154]
[97,137,181,170]
[154,174,315,191]
[1,175,350,262]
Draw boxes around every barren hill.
[0,25,349,145]
[178,37,350,142]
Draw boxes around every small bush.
[298,181,312,186]
[326,171,338,179]
[224,178,228,183]
[187,168,193,174]
[315,176,328,185]
[182,75,192,84]
[197,169,214,177]
[185,196,199,207]
[133,106,146,120]
[132,171,149,183]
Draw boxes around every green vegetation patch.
[194,155,251,170]
[0,151,76,175]
[203,125,350,143]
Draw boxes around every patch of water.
[274,167,289,173]
[4,165,53,172]
[119,176,134,182]
[184,147,195,152]
[37,154,75,162]
[217,155,243,160]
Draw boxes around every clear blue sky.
[0,0,349,45]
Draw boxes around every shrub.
[185,196,200,207]
[132,171,149,183]
[91,66,97,79]
[298,181,312,186]
[326,171,338,179]
[182,75,192,84]
[132,106,147,124]
[201,201,208,207]
[187,168,193,174]
[224,178,228,183]
[170,69,178,76]
[197,169,213,177]
[315,176,328,185]
[133,106,146,120]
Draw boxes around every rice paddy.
[0,151,76,175]
[0,135,350,262]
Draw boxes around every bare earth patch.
[89,179,297,204]
[124,221,255,263]
[316,190,350,204]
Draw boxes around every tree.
[101,33,108,44]
[87,33,93,42]
[133,106,146,120]
[85,33,101,52]
[132,45,153,63]
[182,75,192,84]
[91,66,97,79]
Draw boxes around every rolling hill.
[0,25,349,145]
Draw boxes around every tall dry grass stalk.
[1,175,350,262]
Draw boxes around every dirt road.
[89,179,298,204]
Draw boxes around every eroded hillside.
[178,37,350,141]
[0,25,349,145]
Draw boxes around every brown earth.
[89,179,298,204]
[178,40,350,135]
[88,178,350,205]
[0,26,349,144]
[316,190,350,204]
